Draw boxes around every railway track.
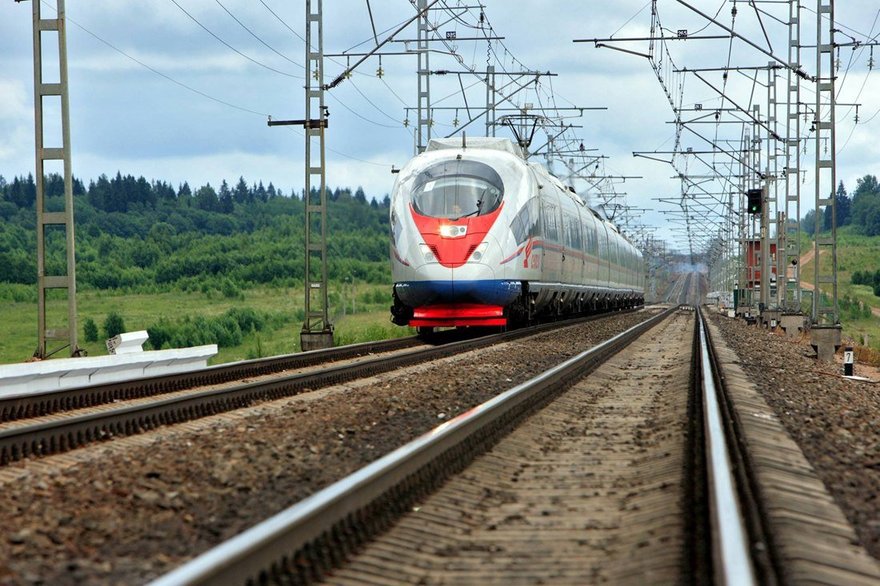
[150,306,880,585]
[0,335,425,423]
[0,310,642,465]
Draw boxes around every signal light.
[747,188,763,214]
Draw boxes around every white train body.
[390,137,644,328]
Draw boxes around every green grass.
[0,283,413,366]
[800,226,880,349]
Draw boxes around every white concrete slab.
[0,345,218,398]
[106,330,150,355]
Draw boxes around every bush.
[103,311,126,339]
[220,278,241,299]
[145,307,283,351]
[83,317,99,342]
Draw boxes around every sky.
[1,0,879,253]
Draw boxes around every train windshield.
[411,160,504,219]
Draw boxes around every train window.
[411,159,504,219]
[542,202,559,242]
[564,214,582,250]
[510,198,540,244]
[584,221,598,255]
[575,220,583,251]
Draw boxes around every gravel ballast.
[1,311,653,585]
[709,311,880,561]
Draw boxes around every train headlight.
[469,242,489,262]
[418,243,435,262]
[439,224,467,238]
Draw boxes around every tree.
[44,173,65,198]
[255,180,268,203]
[218,180,234,213]
[83,318,99,342]
[861,198,880,236]
[802,209,817,236]
[836,180,852,227]
[7,174,36,208]
[852,174,880,232]
[824,180,851,230]
[103,311,126,339]
[194,183,219,212]
[177,181,192,204]
[153,180,177,202]
[234,176,249,205]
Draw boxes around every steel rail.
[0,309,646,465]
[0,307,650,422]
[149,306,675,586]
[696,307,757,585]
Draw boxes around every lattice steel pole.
[783,0,803,313]
[485,64,496,136]
[763,69,777,312]
[752,106,762,311]
[737,132,749,314]
[416,0,431,153]
[25,0,82,359]
[809,0,841,360]
[301,0,333,350]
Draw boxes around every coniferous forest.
[0,172,391,293]
[0,172,397,359]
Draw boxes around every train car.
[389,136,644,331]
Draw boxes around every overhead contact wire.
[168,0,301,79]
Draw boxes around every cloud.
[0,79,33,170]
[2,0,880,252]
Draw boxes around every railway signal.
[746,188,762,215]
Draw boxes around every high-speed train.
[390,137,644,331]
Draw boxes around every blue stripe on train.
[395,280,522,307]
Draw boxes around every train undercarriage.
[391,282,644,334]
